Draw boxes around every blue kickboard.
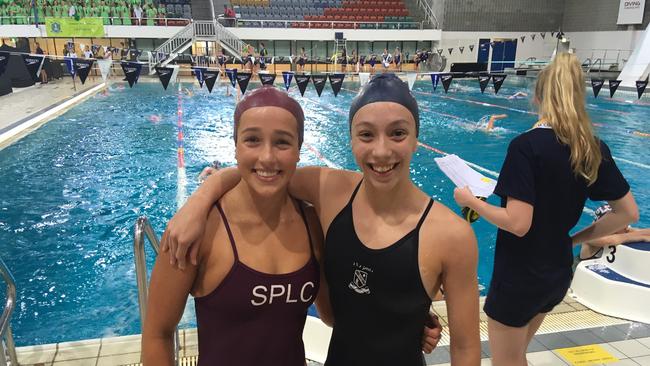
[586,264,650,289]
[624,242,650,251]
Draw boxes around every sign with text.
[617,0,646,24]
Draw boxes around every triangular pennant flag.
[459,46,464,54]
[97,59,112,82]
[259,73,276,86]
[430,73,440,91]
[63,57,75,77]
[540,32,546,39]
[0,51,9,77]
[282,71,294,91]
[225,68,237,87]
[236,71,252,94]
[73,58,94,85]
[591,79,604,98]
[636,78,648,99]
[203,69,220,93]
[406,73,417,90]
[441,74,453,93]
[448,48,453,55]
[520,36,525,43]
[359,72,370,87]
[531,34,536,40]
[436,49,443,56]
[312,74,327,97]
[328,73,345,97]
[170,65,180,85]
[192,67,206,88]
[295,74,311,96]
[608,79,621,98]
[155,66,174,90]
[469,44,475,52]
[491,74,507,94]
[120,61,142,88]
[478,75,490,93]
[21,54,44,80]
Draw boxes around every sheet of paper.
[434,154,496,197]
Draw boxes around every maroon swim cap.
[233,86,305,146]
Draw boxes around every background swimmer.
[477,114,508,131]
[508,91,528,100]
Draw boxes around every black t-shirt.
[492,127,629,284]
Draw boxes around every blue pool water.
[0,77,648,346]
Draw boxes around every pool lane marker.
[176,82,188,209]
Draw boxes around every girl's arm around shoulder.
[142,230,201,366]
[422,204,481,366]
[290,167,362,226]
[302,205,334,327]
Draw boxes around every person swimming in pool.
[507,91,528,100]
[482,114,508,131]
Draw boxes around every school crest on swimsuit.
[349,269,371,294]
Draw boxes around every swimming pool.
[1,76,648,346]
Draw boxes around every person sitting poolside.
[578,204,650,260]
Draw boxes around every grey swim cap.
[348,73,419,136]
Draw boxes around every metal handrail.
[415,0,439,28]
[133,216,180,366]
[194,21,245,61]
[0,256,17,366]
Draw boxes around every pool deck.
[0,77,105,149]
[12,295,650,366]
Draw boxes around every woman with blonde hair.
[454,52,639,366]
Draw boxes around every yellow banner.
[556,345,619,365]
[45,17,105,37]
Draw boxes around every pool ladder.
[0,256,17,366]
[133,216,181,366]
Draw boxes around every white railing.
[194,20,245,60]
[148,21,194,71]
[0,256,17,366]
[414,0,439,29]
[233,19,423,30]
[0,16,190,26]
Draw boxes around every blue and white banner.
[120,61,142,88]
[430,73,440,91]
[478,75,490,93]
[203,69,220,93]
[225,68,237,87]
[192,67,206,88]
[312,74,327,97]
[328,73,345,97]
[236,71,252,94]
[295,74,311,96]
[73,58,94,85]
[282,71,294,90]
[441,73,453,93]
[21,54,44,80]
[155,66,174,90]
[608,79,621,98]
[491,74,507,95]
[591,78,604,98]
[259,73,276,86]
